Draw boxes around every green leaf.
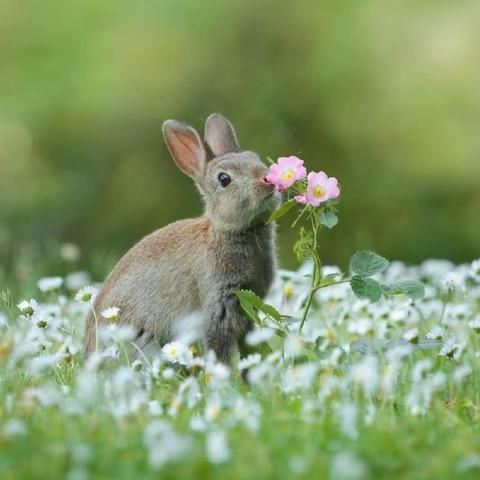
[266,199,296,224]
[235,289,282,323]
[350,275,383,302]
[293,227,314,262]
[395,280,425,300]
[319,210,338,229]
[381,283,400,295]
[349,251,389,277]
[381,281,425,300]
[235,291,261,325]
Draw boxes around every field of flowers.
[1,252,480,479]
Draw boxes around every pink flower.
[295,171,340,207]
[265,156,307,192]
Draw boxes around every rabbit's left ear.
[204,113,240,158]
[162,120,207,179]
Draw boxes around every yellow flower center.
[211,405,221,419]
[283,284,294,300]
[311,185,326,198]
[169,348,177,356]
[281,169,295,182]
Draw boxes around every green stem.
[313,279,350,293]
[298,216,321,332]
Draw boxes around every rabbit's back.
[84,217,210,353]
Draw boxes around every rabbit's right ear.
[162,120,206,179]
[204,113,240,158]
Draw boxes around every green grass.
[1,254,480,479]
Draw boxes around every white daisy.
[101,306,120,322]
[17,299,38,317]
[75,286,98,304]
[161,341,192,365]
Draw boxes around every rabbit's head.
[162,113,280,231]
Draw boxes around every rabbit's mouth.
[251,191,280,220]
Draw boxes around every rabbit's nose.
[262,176,273,186]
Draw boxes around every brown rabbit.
[84,113,280,362]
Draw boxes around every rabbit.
[84,113,281,363]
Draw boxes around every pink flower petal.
[296,165,307,180]
[294,195,308,204]
[326,177,340,198]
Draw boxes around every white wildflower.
[453,364,472,384]
[337,402,358,438]
[282,363,318,392]
[101,306,120,322]
[205,361,230,386]
[441,271,465,293]
[470,259,480,281]
[426,326,444,340]
[439,340,463,360]
[283,334,305,358]
[330,451,367,480]
[143,420,191,469]
[37,276,63,292]
[74,286,98,304]
[148,400,163,416]
[348,317,373,336]
[161,341,193,366]
[403,328,419,344]
[131,359,142,371]
[101,323,135,343]
[162,367,176,379]
[65,271,91,290]
[3,418,27,437]
[60,242,81,262]
[245,327,275,346]
[206,430,230,464]
[468,317,480,334]
[349,356,379,395]
[17,299,38,317]
[238,353,262,371]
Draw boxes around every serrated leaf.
[395,280,425,300]
[350,275,383,302]
[319,210,338,229]
[349,251,389,277]
[266,199,296,224]
[235,289,282,323]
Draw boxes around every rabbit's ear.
[162,120,207,179]
[204,113,240,158]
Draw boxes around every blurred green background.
[1,0,479,283]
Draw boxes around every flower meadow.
[1,158,480,479]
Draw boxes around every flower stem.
[313,279,350,292]
[298,216,320,332]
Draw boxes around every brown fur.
[84,114,280,362]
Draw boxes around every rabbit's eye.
[218,172,231,187]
